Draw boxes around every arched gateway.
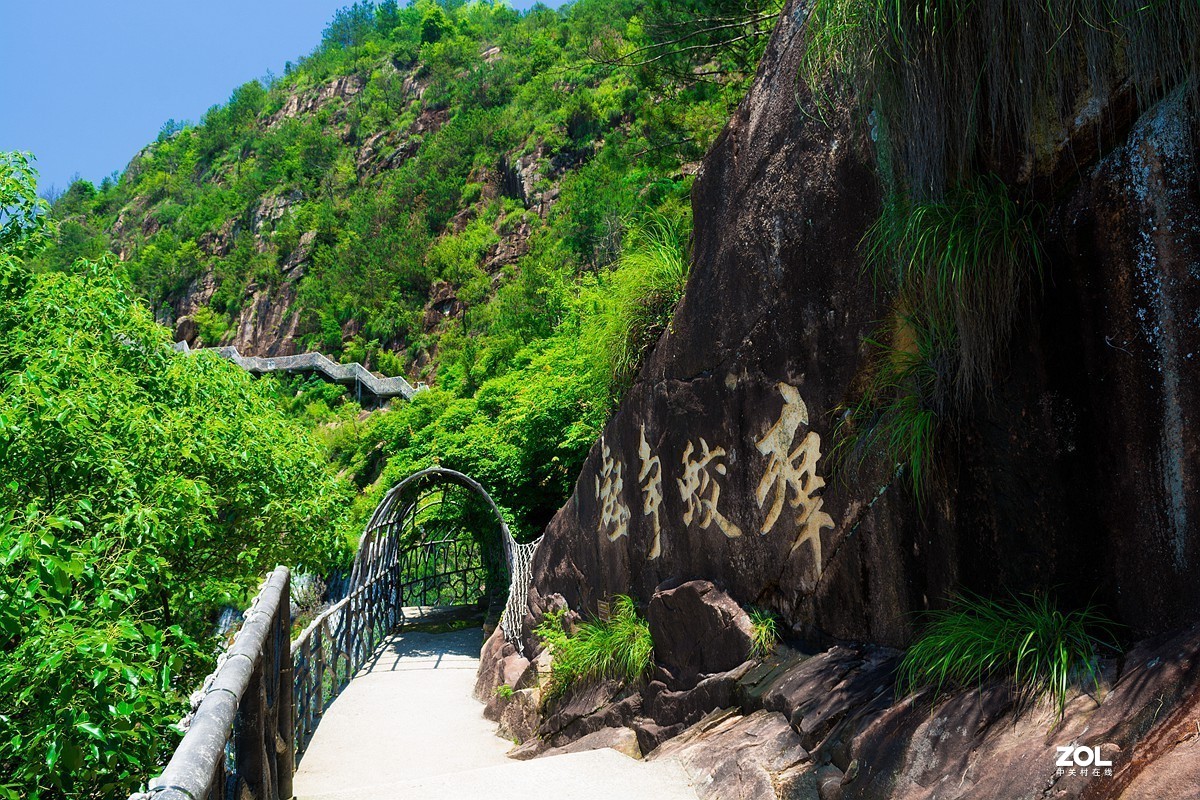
[351,467,511,621]
[134,468,543,798]
[350,467,538,640]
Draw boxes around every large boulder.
[647,580,754,686]
[474,627,517,702]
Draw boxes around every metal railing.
[291,554,403,759]
[131,467,535,800]
[136,568,293,800]
[174,341,421,401]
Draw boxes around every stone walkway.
[292,628,697,800]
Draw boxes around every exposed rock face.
[524,0,1200,645]
[525,0,910,647]
[647,709,810,800]
[267,75,364,128]
[646,580,754,686]
[230,281,301,356]
[507,621,1200,800]
[355,107,447,177]
[1048,88,1200,633]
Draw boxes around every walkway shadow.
[360,627,485,675]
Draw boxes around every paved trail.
[292,628,697,800]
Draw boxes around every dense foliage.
[8,1,778,795]
[0,154,352,798]
[35,0,775,538]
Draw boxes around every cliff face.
[526,0,1200,644]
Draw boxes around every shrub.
[897,593,1118,719]
[0,154,354,796]
[535,596,654,701]
[749,608,780,658]
[192,303,230,346]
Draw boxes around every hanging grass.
[802,0,1200,197]
[862,176,1044,400]
[834,176,1042,494]
[590,211,691,400]
[534,596,655,701]
[897,592,1119,720]
[810,2,1198,493]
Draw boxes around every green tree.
[0,154,353,799]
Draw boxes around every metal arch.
[130,470,543,799]
[351,467,516,589]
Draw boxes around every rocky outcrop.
[267,75,364,128]
[523,0,1200,648]
[640,623,1200,800]
[227,281,301,357]
[524,0,905,646]
[355,107,447,177]
[487,583,1200,800]
[647,580,754,687]
[649,708,810,800]
[1047,88,1200,633]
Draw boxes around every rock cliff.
[524,0,1200,648]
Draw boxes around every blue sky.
[0,0,560,196]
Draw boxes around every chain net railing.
[502,539,540,651]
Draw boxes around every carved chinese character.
[595,436,630,541]
[677,437,742,539]
[637,425,664,559]
[754,383,835,570]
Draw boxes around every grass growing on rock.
[834,176,1042,496]
[749,608,781,658]
[897,593,1118,719]
[535,596,654,702]
[801,0,1200,196]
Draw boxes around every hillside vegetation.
[4,1,776,796]
[37,0,777,538]
[0,153,352,799]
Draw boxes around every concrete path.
[292,628,697,800]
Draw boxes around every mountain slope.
[35,0,778,537]
[38,0,772,384]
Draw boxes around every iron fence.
[130,467,532,800]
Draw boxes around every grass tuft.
[897,592,1118,720]
[863,177,1043,400]
[590,211,691,400]
[749,608,781,658]
[833,310,947,496]
[534,595,654,701]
